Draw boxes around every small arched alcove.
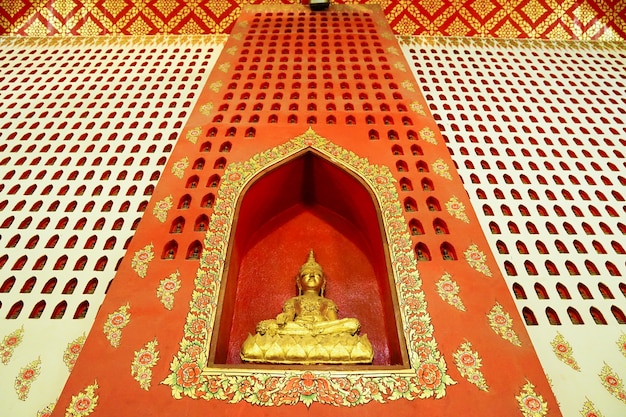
[210,150,406,368]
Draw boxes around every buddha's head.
[297,250,326,295]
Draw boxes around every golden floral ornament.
[131,243,154,278]
[435,272,465,311]
[580,398,604,417]
[409,101,426,115]
[386,46,400,56]
[152,195,173,223]
[37,402,55,417]
[131,338,160,390]
[1,326,23,365]
[487,302,521,346]
[14,357,41,401]
[157,270,182,310]
[393,61,407,72]
[431,158,452,180]
[65,381,98,417]
[464,243,492,277]
[401,79,416,92]
[171,157,189,179]
[209,80,223,93]
[617,332,626,358]
[599,363,626,404]
[453,341,488,391]
[515,380,548,417]
[418,127,437,145]
[218,62,231,73]
[185,126,202,144]
[199,102,213,116]
[64,333,86,372]
[163,128,455,405]
[445,196,470,223]
[103,303,131,348]
[550,332,580,371]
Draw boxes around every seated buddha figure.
[240,251,374,364]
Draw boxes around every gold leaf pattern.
[171,157,189,179]
[418,127,437,144]
[599,363,626,404]
[152,195,173,223]
[487,302,521,346]
[65,381,99,417]
[63,334,86,372]
[103,303,131,348]
[550,332,580,371]
[157,270,182,310]
[515,380,548,417]
[580,398,604,417]
[435,272,465,311]
[131,338,160,390]
[445,196,470,223]
[1,326,24,365]
[431,158,452,180]
[453,341,488,391]
[464,243,492,277]
[199,102,214,116]
[14,358,41,401]
[186,126,203,144]
[131,243,154,278]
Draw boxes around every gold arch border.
[163,128,454,406]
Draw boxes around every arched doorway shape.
[165,129,453,405]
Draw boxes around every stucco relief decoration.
[65,381,99,417]
[103,303,131,348]
[445,196,470,223]
[464,243,492,277]
[599,363,626,404]
[409,101,426,116]
[157,270,182,310]
[453,341,488,391]
[1,326,24,365]
[431,159,452,180]
[617,332,626,358]
[37,402,55,417]
[163,128,454,406]
[199,103,214,116]
[418,127,437,145]
[550,332,580,371]
[132,338,160,390]
[64,333,86,372]
[515,380,548,417]
[14,357,41,400]
[131,243,154,278]
[186,126,203,144]
[435,272,465,311]
[171,157,190,179]
[580,398,604,417]
[487,303,521,347]
[153,195,173,223]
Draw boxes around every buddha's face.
[299,268,324,292]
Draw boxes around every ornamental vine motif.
[14,358,41,401]
[131,243,154,278]
[464,243,492,277]
[487,302,521,347]
[599,363,626,404]
[435,272,465,311]
[163,128,455,406]
[453,341,488,391]
[64,333,86,372]
[152,195,173,223]
[157,270,182,310]
[445,196,470,223]
[65,381,99,417]
[1,326,24,365]
[103,303,131,348]
[515,380,548,417]
[550,332,580,371]
[132,338,160,390]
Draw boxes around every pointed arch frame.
[163,128,453,405]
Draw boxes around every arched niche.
[210,150,406,368]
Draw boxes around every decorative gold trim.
[163,128,455,406]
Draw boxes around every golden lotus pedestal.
[240,333,374,365]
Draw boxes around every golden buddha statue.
[240,250,374,364]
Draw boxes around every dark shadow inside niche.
[210,150,407,369]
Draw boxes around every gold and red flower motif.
[36,401,55,417]
[463,243,492,277]
[516,381,548,417]
[131,243,154,278]
[157,270,181,311]
[487,303,521,346]
[435,272,466,311]
[453,341,488,391]
[14,358,41,401]
[185,126,202,144]
[209,81,223,93]
[580,398,604,417]
[418,127,437,145]
[550,332,580,371]
[1,326,23,365]
[65,381,98,417]
[431,158,452,180]
[163,129,454,405]
[445,195,470,223]
[617,332,626,359]
[152,195,173,223]
[64,333,86,372]
[171,156,190,179]
[103,303,131,348]
[131,338,159,390]
[410,101,426,116]
[401,79,415,92]
[199,102,213,116]
[599,363,626,404]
